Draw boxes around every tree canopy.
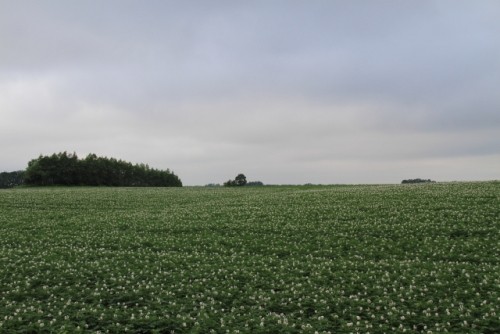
[24,152,182,187]
[0,171,25,189]
[401,178,435,184]
[224,173,247,187]
[223,174,264,187]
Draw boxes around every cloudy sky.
[1,0,499,185]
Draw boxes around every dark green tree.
[224,174,247,187]
[401,178,435,184]
[0,171,25,188]
[247,181,264,186]
[235,174,247,186]
[23,152,182,187]
[223,179,236,187]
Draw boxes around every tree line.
[401,178,435,184]
[21,152,182,187]
[0,171,25,189]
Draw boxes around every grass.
[0,182,499,333]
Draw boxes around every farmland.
[0,182,499,333]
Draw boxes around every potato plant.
[0,182,499,333]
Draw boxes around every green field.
[0,182,499,333]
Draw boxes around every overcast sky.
[1,0,499,185]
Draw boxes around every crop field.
[0,182,499,333]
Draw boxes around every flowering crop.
[0,182,499,333]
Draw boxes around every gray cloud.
[1,0,499,184]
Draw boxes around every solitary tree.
[235,174,247,186]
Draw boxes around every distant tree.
[224,174,262,187]
[24,152,182,187]
[224,174,245,187]
[247,181,264,186]
[401,178,435,184]
[0,171,25,188]
[223,179,237,187]
[235,174,247,186]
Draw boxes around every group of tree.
[0,171,25,189]
[224,174,247,187]
[223,174,264,187]
[401,178,436,184]
[23,152,182,187]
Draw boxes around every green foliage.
[223,179,237,187]
[235,173,247,186]
[402,178,435,184]
[24,152,182,187]
[224,173,256,187]
[0,171,25,188]
[0,182,499,333]
[247,181,264,186]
